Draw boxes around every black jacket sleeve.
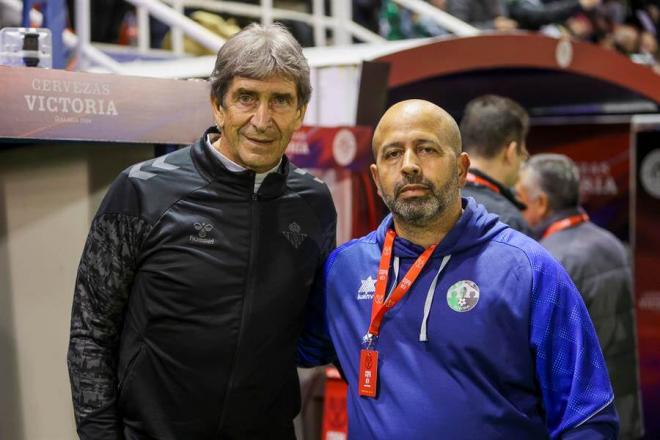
[67,176,150,440]
[297,202,338,367]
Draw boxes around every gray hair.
[524,153,581,211]
[209,22,311,108]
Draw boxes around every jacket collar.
[375,197,504,259]
[191,126,289,199]
[467,168,527,210]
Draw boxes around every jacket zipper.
[216,191,260,435]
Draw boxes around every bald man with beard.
[304,100,619,439]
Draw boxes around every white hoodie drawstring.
[419,255,451,342]
[385,257,400,301]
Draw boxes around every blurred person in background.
[66,0,131,44]
[67,23,336,439]
[612,23,642,54]
[508,0,601,30]
[640,29,659,55]
[355,0,382,34]
[460,94,533,235]
[446,0,519,31]
[380,0,451,39]
[516,153,644,440]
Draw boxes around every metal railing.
[8,0,479,73]
[393,0,478,36]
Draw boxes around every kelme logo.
[447,280,480,312]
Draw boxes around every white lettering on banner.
[639,292,660,311]
[578,161,618,197]
[287,131,310,155]
[24,78,118,121]
[24,95,119,116]
[30,78,111,95]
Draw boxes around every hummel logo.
[190,222,215,245]
[282,222,307,249]
[357,276,376,300]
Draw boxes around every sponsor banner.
[633,131,660,438]
[0,66,211,144]
[287,126,384,244]
[286,126,374,172]
[528,124,630,240]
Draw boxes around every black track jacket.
[67,128,337,439]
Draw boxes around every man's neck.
[210,135,278,174]
[392,203,462,248]
[469,157,508,187]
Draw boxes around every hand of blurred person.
[578,0,601,11]
[613,24,640,55]
[640,31,658,56]
[494,16,519,31]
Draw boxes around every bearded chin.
[382,175,458,227]
[387,195,440,226]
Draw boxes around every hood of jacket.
[374,197,507,259]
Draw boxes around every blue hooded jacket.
[314,198,618,439]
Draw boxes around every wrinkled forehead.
[228,75,298,94]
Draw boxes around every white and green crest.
[446,280,480,312]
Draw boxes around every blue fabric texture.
[323,197,618,439]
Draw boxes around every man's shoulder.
[100,147,207,222]
[542,222,627,272]
[286,163,331,194]
[119,146,197,183]
[465,191,532,235]
[326,232,378,272]
[285,164,336,220]
[489,226,559,273]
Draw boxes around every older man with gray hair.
[68,23,336,439]
[516,153,644,440]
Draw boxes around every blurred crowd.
[370,0,660,68]
[4,0,657,69]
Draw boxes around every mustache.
[394,175,436,196]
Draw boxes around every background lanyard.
[542,213,589,239]
[466,172,500,194]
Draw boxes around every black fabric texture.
[68,127,337,439]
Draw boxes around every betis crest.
[446,280,480,312]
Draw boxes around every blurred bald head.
[372,100,462,158]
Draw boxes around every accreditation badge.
[358,349,379,398]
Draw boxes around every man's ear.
[293,104,308,130]
[211,96,225,129]
[457,152,470,186]
[537,191,550,218]
[370,164,383,198]
[504,141,518,164]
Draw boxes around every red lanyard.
[542,213,589,239]
[466,172,500,194]
[368,229,437,336]
[359,229,436,398]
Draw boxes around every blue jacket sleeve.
[560,402,619,440]
[529,254,619,439]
